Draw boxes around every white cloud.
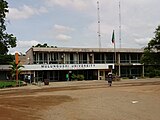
[54,24,75,33]
[7,5,48,20]
[17,40,40,48]
[9,40,40,54]
[44,0,91,11]
[55,34,72,41]
[134,38,151,46]
[47,24,74,41]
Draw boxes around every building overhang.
[21,64,115,71]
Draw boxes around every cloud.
[48,24,74,41]
[55,34,72,41]
[9,40,40,54]
[7,5,48,20]
[54,24,75,33]
[134,38,151,46]
[17,40,40,48]
[44,0,91,11]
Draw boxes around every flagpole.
[112,30,116,64]
[114,40,116,64]
[112,30,117,76]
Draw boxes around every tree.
[0,54,14,65]
[33,43,57,48]
[141,25,160,77]
[0,0,17,55]
[147,25,160,51]
[9,61,24,80]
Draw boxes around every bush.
[0,80,23,89]
[155,70,160,76]
[148,71,156,78]
[77,74,84,81]
[71,74,77,80]
[128,75,133,79]
[145,66,160,78]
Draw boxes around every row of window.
[32,52,142,64]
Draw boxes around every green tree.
[9,61,24,80]
[0,54,14,64]
[0,0,17,55]
[33,43,57,48]
[141,25,160,77]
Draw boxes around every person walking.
[107,73,113,86]
[66,73,69,81]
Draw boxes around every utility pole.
[97,1,101,49]
[119,1,122,48]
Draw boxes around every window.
[120,53,129,63]
[79,53,87,64]
[94,53,105,63]
[131,54,141,63]
[70,53,74,64]
[44,53,48,64]
[106,53,114,63]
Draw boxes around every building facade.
[17,47,144,82]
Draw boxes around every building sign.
[22,64,114,71]
[41,64,96,69]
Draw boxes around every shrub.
[155,70,160,76]
[77,74,84,81]
[71,74,77,80]
[0,80,23,89]
[147,71,155,78]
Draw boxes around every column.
[118,53,121,76]
[33,71,35,83]
[142,65,144,77]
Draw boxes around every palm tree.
[9,61,24,80]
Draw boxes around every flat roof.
[27,47,144,53]
[0,65,11,70]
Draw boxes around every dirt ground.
[0,78,160,120]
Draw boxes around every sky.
[6,0,160,54]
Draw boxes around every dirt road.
[0,78,160,120]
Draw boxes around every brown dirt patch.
[0,79,160,120]
[0,95,73,120]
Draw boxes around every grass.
[0,80,23,89]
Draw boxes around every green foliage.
[71,74,84,81]
[146,25,160,51]
[0,0,17,55]
[77,74,84,81]
[71,74,77,80]
[33,43,57,48]
[34,43,48,47]
[145,66,160,78]
[9,61,24,79]
[0,54,14,64]
[0,80,23,88]
[141,25,160,77]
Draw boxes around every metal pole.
[97,1,101,48]
[119,1,122,48]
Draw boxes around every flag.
[112,30,115,44]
